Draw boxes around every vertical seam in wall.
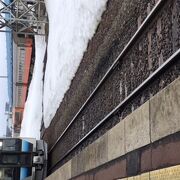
[123,118,127,178]
[149,99,152,144]
[124,118,126,154]
[70,160,72,179]
[107,127,109,163]
[149,99,152,180]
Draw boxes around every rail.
[49,48,179,172]
[48,0,167,154]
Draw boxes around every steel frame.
[0,0,47,35]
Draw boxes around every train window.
[0,141,2,150]
[0,154,33,166]
[3,139,21,151]
[0,168,13,180]
[2,155,19,164]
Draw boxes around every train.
[0,138,47,180]
[12,35,34,137]
[3,0,46,137]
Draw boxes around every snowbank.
[20,0,108,137]
[44,0,108,127]
[20,35,46,139]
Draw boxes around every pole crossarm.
[0,0,47,35]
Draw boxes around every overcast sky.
[0,31,8,137]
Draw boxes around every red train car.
[13,36,34,136]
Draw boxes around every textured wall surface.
[46,78,180,179]
[43,0,180,173]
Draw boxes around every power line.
[0,76,8,78]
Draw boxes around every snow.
[20,35,46,139]
[20,0,107,138]
[43,0,107,127]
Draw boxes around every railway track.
[46,0,180,174]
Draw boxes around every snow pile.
[20,35,46,139]
[44,0,108,127]
[20,0,108,137]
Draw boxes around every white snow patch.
[20,35,46,139]
[43,0,108,127]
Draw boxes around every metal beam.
[0,0,48,35]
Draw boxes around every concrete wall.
[120,165,180,180]
[46,77,180,180]
[46,161,72,180]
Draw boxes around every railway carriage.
[0,138,47,180]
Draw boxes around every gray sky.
[0,31,8,137]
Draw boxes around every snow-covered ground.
[20,35,46,139]
[44,0,108,127]
[20,0,108,138]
